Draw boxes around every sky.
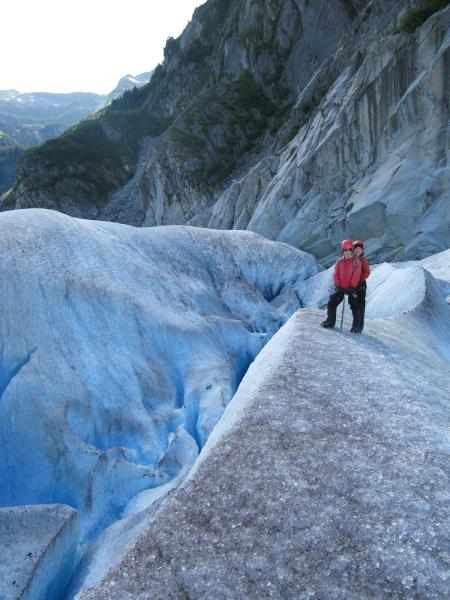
[1,0,205,95]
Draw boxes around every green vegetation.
[20,118,132,202]
[163,36,180,60]
[361,1,373,22]
[281,78,333,145]
[341,0,358,19]
[106,109,168,141]
[220,0,245,40]
[270,103,294,135]
[169,69,277,182]
[239,10,264,48]
[183,39,213,64]
[301,79,332,118]
[0,139,23,193]
[227,70,275,117]
[194,0,233,27]
[33,120,120,167]
[177,0,234,66]
[19,60,173,205]
[111,85,148,112]
[391,0,449,34]
[169,128,206,155]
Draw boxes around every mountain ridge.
[3,0,450,264]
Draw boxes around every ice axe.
[340,294,346,330]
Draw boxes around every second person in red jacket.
[352,239,371,332]
[321,239,361,332]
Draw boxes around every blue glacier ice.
[0,208,319,548]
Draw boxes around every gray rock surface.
[0,504,79,600]
[79,308,450,599]
[99,138,213,227]
[209,4,450,264]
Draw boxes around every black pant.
[355,282,366,330]
[325,290,360,327]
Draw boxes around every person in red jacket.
[352,239,371,332]
[321,239,361,332]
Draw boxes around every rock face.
[0,504,79,600]
[106,72,153,102]
[212,4,450,264]
[5,0,449,263]
[78,292,450,599]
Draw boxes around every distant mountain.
[107,72,153,102]
[0,90,106,194]
[0,90,107,145]
[0,73,152,194]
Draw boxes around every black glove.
[347,287,355,293]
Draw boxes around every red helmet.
[341,239,353,251]
[353,239,364,248]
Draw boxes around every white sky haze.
[1,0,204,94]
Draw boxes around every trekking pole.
[340,295,346,330]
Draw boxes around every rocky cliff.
[4,0,450,263]
[106,72,153,102]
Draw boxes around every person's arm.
[350,259,362,289]
[361,257,371,281]
[333,261,342,288]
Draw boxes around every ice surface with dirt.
[80,252,450,600]
[0,504,79,600]
[0,208,318,596]
[1,208,449,599]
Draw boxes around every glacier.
[0,504,79,600]
[1,208,449,599]
[0,208,319,596]
[80,250,450,600]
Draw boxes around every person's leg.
[358,282,367,331]
[348,291,361,333]
[322,291,344,327]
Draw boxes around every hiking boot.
[321,320,334,328]
[350,326,358,333]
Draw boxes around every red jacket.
[359,255,371,282]
[333,257,361,289]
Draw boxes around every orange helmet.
[341,239,353,251]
